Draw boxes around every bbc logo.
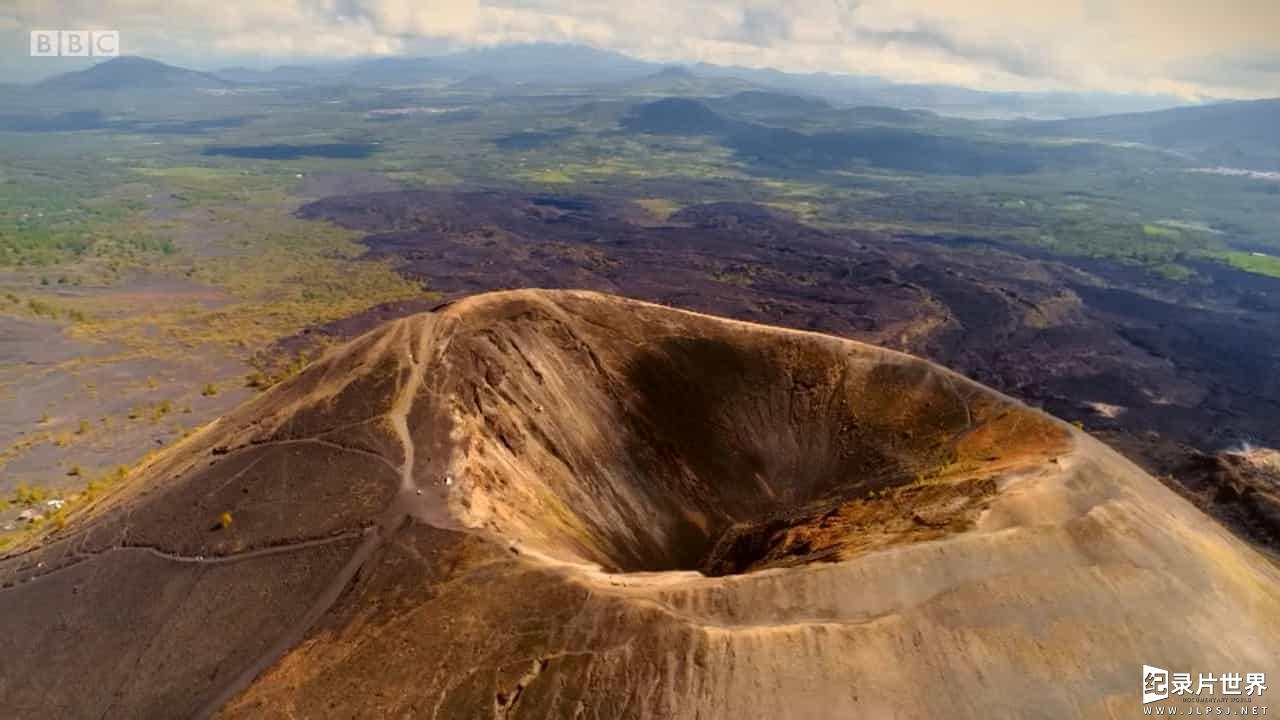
[30,31,120,57]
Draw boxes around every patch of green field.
[1225,251,1280,278]
[0,198,166,268]
[1142,223,1182,239]
[136,166,241,181]
[0,463,137,551]
[515,167,575,184]
[0,171,177,269]
[763,200,821,221]
[0,292,90,323]
[1152,262,1196,281]
[635,198,683,220]
[71,203,427,358]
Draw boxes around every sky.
[1,0,1278,98]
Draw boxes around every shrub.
[85,478,110,501]
[14,482,50,505]
[150,400,174,422]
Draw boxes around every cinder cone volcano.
[1,290,1277,719]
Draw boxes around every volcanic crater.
[448,305,1066,579]
[1,290,1277,720]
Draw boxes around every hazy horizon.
[2,1,1278,99]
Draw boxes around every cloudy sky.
[2,0,1278,98]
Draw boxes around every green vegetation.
[124,400,179,422]
[1142,223,1182,240]
[14,482,51,505]
[1,77,1278,500]
[5,83,1276,293]
[635,198,683,220]
[0,159,173,269]
[4,294,91,323]
[0,464,136,552]
[1032,216,1208,270]
[246,350,315,391]
[62,197,425,360]
[1225,251,1280,278]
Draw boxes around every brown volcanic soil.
[295,190,1280,551]
[1,290,1277,719]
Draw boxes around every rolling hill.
[1021,98,1280,169]
[620,97,733,134]
[610,66,761,97]
[440,42,657,84]
[620,97,1124,175]
[708,89,833,118]
[212,64,332,85]
[37,56,231,91]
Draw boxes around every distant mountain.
[620,96,1129,176]
[34,43,1201,120]
[568,100,634,125]
[710,91,832,117]
[208,45,656,87]
[475,44,1189,118]
[440,43,656,84]
[448,74,508,92]
[213,64,329,84]
[212,58,455,86]
[342,57,456,85]
[651,66,696,81]
[837,106,939,126]
[38,56,230,91]
[725,124,1108,175]
[1018,98,1280,169]
[621,98,733,135]
[613,66,759,97]
[688,62,1188,119]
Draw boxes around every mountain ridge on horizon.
[24,43,1211,120]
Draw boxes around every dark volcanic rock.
[297,190,1280,448]
[295,190,1280,552]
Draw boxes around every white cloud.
[2,0,1278,96]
